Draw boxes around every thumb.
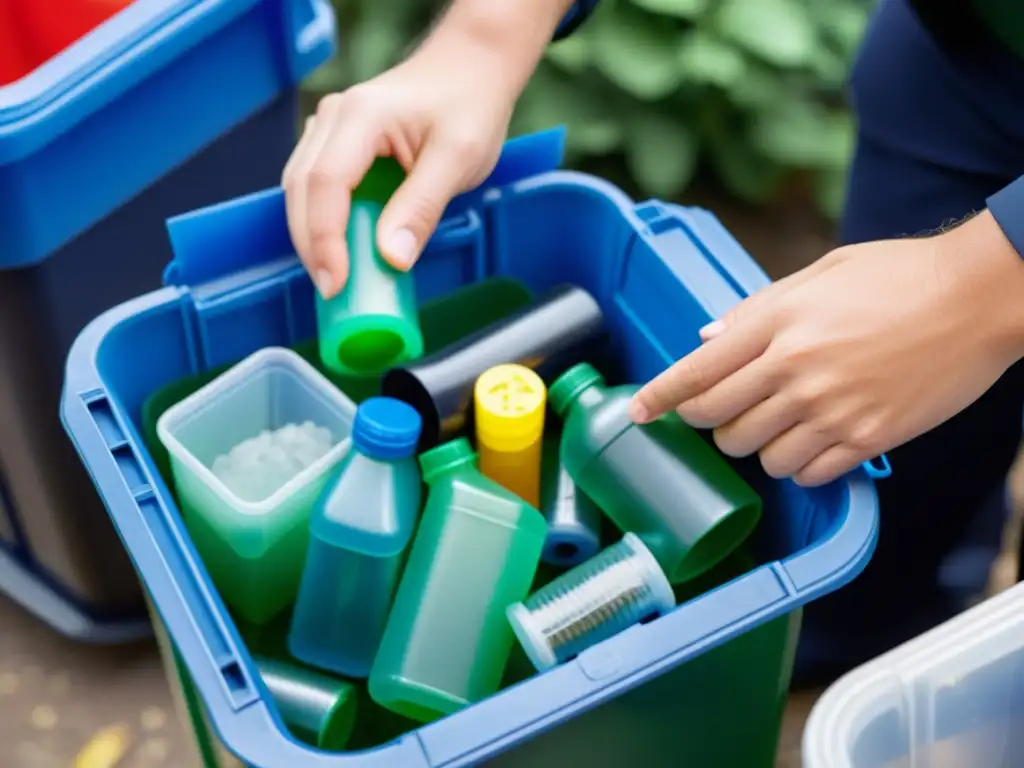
[377,140,472,271]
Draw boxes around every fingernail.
[382,228,417,269]
[314,268,335,299]
[699,320,725,340]
[628,398,650,424]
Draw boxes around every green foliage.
[304,0,874,218]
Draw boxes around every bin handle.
[281,0,337,84]
[647,203,891,481]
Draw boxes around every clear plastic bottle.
[549,363,762,584]
[288,397,423,678]
[368,438,548,723]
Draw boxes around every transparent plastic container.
[289,397,423,678]
[803,580,1024,767]
[157,347,356,624]
[368,438,548,723]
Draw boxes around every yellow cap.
[474,364,547,452]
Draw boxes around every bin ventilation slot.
[86,387,253,710]
[136,494,256,710]
[220,661,248,695]
[85,395,127,448]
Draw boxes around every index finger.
[629,321,773,423]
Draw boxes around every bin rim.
[0,0,334,163]
[61,134,881,766]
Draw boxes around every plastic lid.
[621,533,676,616]
[474,364,547,451]
[354,157,406,205]
[352,397,423,460]
[419,438,477,484]
[548,363,604,417]
[507,601,558,672]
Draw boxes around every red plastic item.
[1,0,133,84]
[0,0,37,86]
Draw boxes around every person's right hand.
[282,43,515,300]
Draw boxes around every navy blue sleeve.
[987,174,1024,258]
[553,0,600,41]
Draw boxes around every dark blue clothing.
[797,0,1024,684]
[558,0,1024,682]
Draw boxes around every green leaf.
[750,101,853,169]
[724,64,788,110]
[678,30,746,87]
[814,168,848,220]
[630,0,709,20]
[514,67,626,155]
[347,6,410,83]
[810,45,849,90]
[301,55,350,93]
[812,1,869,58]
[626,111,698,197]
[706,122,784,204]
[591,1,684,100]
[546,31,592,73]
[715,0,817,68]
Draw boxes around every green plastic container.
[368,438,548,723]
[550,363,762,583]
[254,658,358,752]
[316,201,424,376]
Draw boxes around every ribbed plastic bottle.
[316,159,424,377]
[288,397,423,678]
[549,363,762,584]
[368,438,548,723]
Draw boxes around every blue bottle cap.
[352,397,423,460]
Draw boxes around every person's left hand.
[628,211,1024,487]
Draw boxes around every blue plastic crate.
[0,0,335,641]
[62,130,883,766]
[0,0,334,267]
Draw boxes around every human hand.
[282,42,515,300]
[629,211,1024,486]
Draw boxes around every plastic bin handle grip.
[282,0,337,83]
[163,128,567,287]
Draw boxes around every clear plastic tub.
[803,580,1024,767]
[157,347,356,624]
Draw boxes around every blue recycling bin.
[0,0,335,642]
[61,130,886,765]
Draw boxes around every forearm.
[414,0,577,102]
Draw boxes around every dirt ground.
[1,194,1019,767]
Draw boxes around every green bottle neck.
[566,382,607,412]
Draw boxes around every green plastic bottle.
[549,363,762,584]
[316,159,424,377]
[368,438,548,723]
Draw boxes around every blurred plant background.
[302,0,875,220]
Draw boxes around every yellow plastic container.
[474,364,546,507]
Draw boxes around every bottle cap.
[419,437,477,484]
[474,364,547,452]
[353,157,406,205]
[548,363,604,417]
[352,397,422,460]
